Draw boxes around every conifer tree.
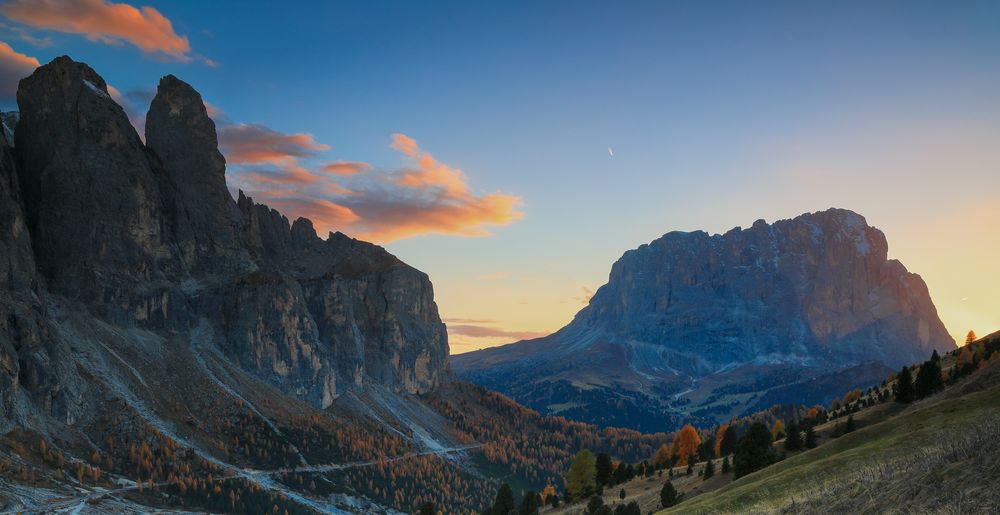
[703,458,715,480]
[733,422,775,478]
[895,365,915,403]
[844,415,856,434]
[595,452,613,487]
[660,481,679,508]
[720,425,738,456]
[721,455,731,473]
[914,351,944,399]
[490,483,515,515]
[784,423,802,451]
[518,490,539,515]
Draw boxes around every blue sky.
[2,1,998,351]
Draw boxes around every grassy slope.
[658,371,1000,514]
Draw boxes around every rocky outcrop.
[146,74,242,271]
[0,56,448,422]
[15,57,174,315]
[454,209,955,430]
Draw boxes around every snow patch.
[82,80,111,100]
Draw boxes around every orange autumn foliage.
[670,424,701,466]
[651,443,672,467]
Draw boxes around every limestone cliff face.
[0,56,448,423]
[454,209,955,430]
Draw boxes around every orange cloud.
[240,165,319,185]
[321,160,371,176]
[446,324,548,341]
[218,123,329,165]
[1,0,194,61]
[346,191,523,242]
[248,195,359,232]
[0,40,39,96]
[391,133,469,196]
[224,131,522,243]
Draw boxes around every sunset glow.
[2,1,997,353]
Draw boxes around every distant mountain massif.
[454,209,956,431]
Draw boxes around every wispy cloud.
[218,123,330,165]
[0,40,38,98]
[442,318,498,324]
[446,324,547,341]
[0,0,207,63]
[321,160,371,176]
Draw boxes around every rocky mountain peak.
[147,73,241,269]
[0,56,449,416]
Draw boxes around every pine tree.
[720,425,738,456]
[584,495,605,515]
[703,458,715,480]
[619,488,626,500]
[617,501,641,515]
[596,453,613,487]
[784,423,802,451]
[733,422,776,478]
[895,366,915,403]
[844,415,856,434]
[721,455,731,473]
[660,481,679,508]
[490,483,515,515]
[804,426,818,449]
[914,351,944,399]
[418,501,435,515]
[686,454,695,476]
[518,490,539,515]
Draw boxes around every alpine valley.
[0,56,987,515]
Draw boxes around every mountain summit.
[453,209,955,431]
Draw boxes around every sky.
[1,0,998,353]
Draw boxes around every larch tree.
[671,425,702,466]
[771,420,785,441]
[966,330,977,345]
[565,449,597,501]
[651,443,672,468]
